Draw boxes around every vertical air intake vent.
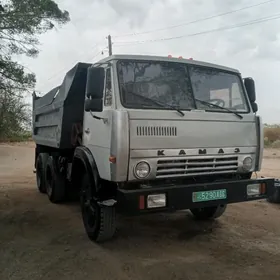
[136,126,177,136]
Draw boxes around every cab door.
[82,66,114,180]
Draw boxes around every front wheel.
[80,173,116,243]
[267,189,280,203]
[190,204,227,220]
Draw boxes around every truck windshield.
[117,60,248,113]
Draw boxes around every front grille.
[136,126,177,136]
[156,156,238,178]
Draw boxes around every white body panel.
[127,110,258,181]
[129,110,257,149]
[83,109,113,180]
[82,65,114,180]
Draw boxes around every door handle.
[85,128,90,134]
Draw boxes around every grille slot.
[136,126,177,136]
[156,156,238,178]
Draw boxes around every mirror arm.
[89,111,108,124]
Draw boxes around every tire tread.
[96,205,116,242]
[36,153,49,193]
[267,189,280,204]
[81,173,116,243]
[190,204,227,220]
[45,156,66,203]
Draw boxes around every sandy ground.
[0,142,280,280]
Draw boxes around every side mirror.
[251,102,258,113]
[86,67,105,99]
[85,98,103,112]
[244,77,256,103]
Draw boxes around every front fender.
[72,146,101,193]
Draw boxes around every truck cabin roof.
[95,54,240,74]
[38,55,240,100]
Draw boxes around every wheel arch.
[71,146,100,194]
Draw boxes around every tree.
[0,0,70,92]
[0,89,31,140]
[0,0,70,140]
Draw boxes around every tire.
[267,189,280,204]
[80,173,116,243]
[45,156,66,203]
[190,204,227,220]
[36,153,49,193]
[66,181,80,201]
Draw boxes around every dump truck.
[32,54,274,243]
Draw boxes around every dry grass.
[0,131,32,143]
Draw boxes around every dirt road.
[0,143,280,280]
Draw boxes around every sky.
[20,0,280,124]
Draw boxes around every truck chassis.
[34,146,275,243]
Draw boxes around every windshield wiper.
[195,99,243,119]
[126,91,185,117]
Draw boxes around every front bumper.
[116,178,275,215]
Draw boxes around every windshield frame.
[116,59,251,114]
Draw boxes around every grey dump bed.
[32,62,91,149]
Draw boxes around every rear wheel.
[45,156,66,203]
[80,173,116,243]
[190,204,227,220]
[36,153,49,193]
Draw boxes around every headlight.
[134,161,150,179]
[247,183,261,197]
[147,194,166,208]
[243,156,253,171]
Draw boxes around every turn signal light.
[139,195,145,210]
[260,183,266,195]
[109,156,116,163]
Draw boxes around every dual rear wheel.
[36,154,66,203]
[35,153,48,194]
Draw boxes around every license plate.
[192,189,227,202]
